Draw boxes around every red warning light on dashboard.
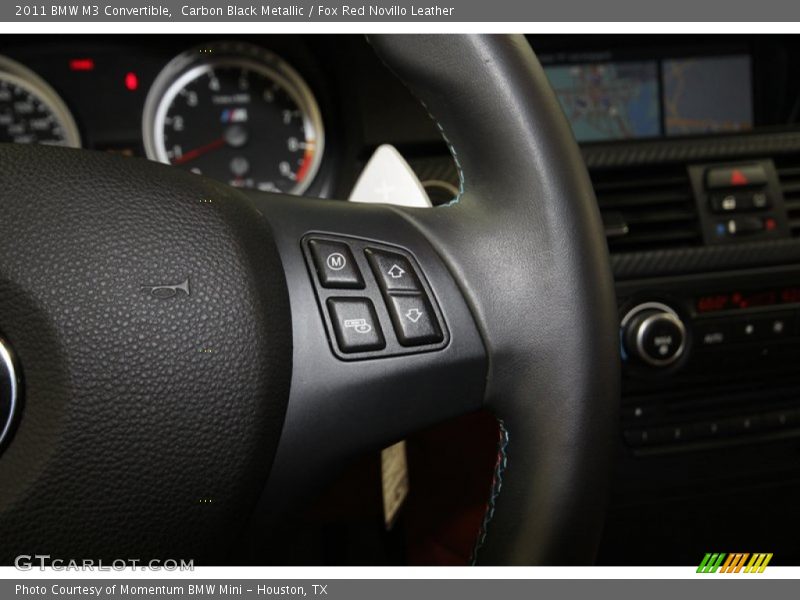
[69,58,95,72]
[124,72,139,91]
[730,169,749,186]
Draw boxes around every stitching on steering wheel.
[469,419,509,565]
[363,36,465,206]
[417,99,465,206]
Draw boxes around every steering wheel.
[0,35,618,565]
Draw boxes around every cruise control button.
[385,294,443,346]
[365,248,420,292]
[309,239,364,289]
[327,298,385,353]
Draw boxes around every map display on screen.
[544,54,753,142]
[662,55,753,136]
[544,62,660,142]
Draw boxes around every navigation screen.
[544,54,753,142]
[544,62,660,142]
[662,55,753,136]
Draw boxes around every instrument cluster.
[0,39,329,196]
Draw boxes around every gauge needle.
[172,137,226,165]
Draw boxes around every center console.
[614,156,800,454]
[531,35,800,565]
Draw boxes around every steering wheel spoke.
[247,192,488,523]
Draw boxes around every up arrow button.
[365,248,420,292]
[387,264,406,279]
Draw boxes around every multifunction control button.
[385,294,443,346]
[365,249,420,292]
[309,239,364,289]
[303,236,449,359]
[327,298,385,353]
[365,247,444,346]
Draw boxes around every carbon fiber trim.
[583,130,800,170]
[611,238,800,280]
[405,130,800,186]
[406,154,461,186]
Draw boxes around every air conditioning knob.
[621,303,687,367]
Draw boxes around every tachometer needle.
[172,137,226,165]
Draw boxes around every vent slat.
[779,181,800,196]
[785,198,800,213]
[591,166,699,254]
[776,166,800,178]
[608,229,701,248]
[597,191,691,210]
[776,155,800,238]
[623,210,697,226]
[592,175,689,193]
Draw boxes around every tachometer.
[143,42,325,195]
[0,55,80,147]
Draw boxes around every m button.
[309,239,364,289]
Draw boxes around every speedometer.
[0,55,80,147]
[143,42,325,195]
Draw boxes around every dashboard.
[4,34,800,566]
[0,35,445,202]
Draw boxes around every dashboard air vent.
[590,166,701,254]
[775,157,800,237]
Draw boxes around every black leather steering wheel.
[0,35,618,565]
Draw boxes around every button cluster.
[624,408,800,449]
[364,249,443,346]
[305,236,447,359]
[694,312,797,348]
[702,162,784,240]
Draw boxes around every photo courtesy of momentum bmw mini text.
[1,0,800,598]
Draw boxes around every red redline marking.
[295,144,315,183]
[172,137,226,165]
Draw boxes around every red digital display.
[696,287,800,313]
[69,58,95,71]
